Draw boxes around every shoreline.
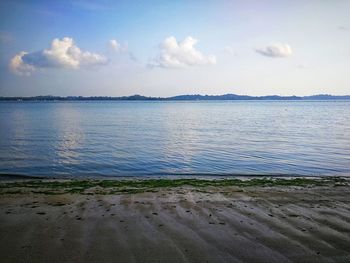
[1,177,350,262]
[1,173,349,181]
[1,177,349,195]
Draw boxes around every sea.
[0,100,349,178]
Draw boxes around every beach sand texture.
[1,179,350,263]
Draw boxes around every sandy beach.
[1,178,350,263]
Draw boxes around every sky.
[0,0,349,97]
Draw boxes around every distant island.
[1,94,350,101]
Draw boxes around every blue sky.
[0,0,349,96]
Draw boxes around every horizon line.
[1,93,350,100]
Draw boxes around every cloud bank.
[9,37,108,75]
[255,43,292,58]
[150,36,216,68]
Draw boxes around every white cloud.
[150,36,216,68]
[255,43,292,58]
[9,52,36,76]
[109,39,122,52]
[9,37,108,76]
[109,39,130,53]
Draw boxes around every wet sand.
[1,181,350,262]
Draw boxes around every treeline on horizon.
[1,94,350,101]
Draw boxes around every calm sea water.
[0,101,349,178]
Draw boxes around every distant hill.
[168,94,304,100]
[1,94,350,101]
[302,94,350,100]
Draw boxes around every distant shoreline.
[1,94,350,101]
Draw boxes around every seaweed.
[0,177,347,195]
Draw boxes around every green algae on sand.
[0,177,348,195]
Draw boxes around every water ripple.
[0,100,350,177]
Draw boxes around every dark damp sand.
[1,184,350,263]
